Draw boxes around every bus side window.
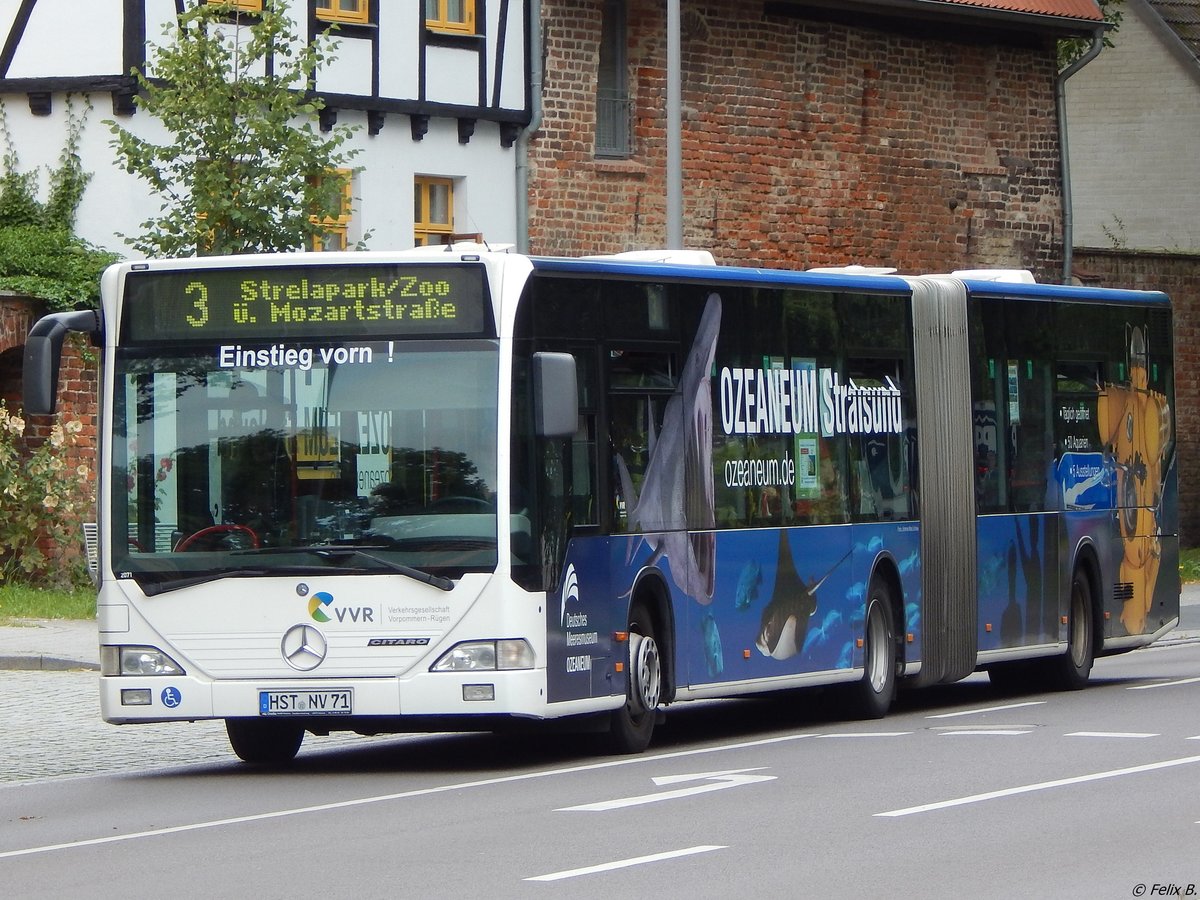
[1001,300,1054,513]
[570,351,599,527]
[846,358,913,522]
[610,393,669,531]
[511,347,597,591]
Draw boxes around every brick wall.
[0,295,97,572]
[0,295,97,456]
[1074,249,1200,546]
[529,1,1068,280]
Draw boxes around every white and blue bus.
[24,247,1179,763]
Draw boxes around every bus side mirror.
[532,351,578,439]
[23,310,101,415]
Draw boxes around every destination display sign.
[121,263,491,341]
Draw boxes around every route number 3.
[186,281,209,328]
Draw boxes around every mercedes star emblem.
[281,623,328,671]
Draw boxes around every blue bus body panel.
[548,522,922,703]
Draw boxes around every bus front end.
[83,253,586,762]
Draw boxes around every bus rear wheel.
[606,602,661,754]
[844,580,897,719]
[1046,568,1095,691]
[225,718,304,765]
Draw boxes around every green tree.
[108,0,359,257]
[1059,0,1124,70]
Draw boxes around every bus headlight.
[101,645,185,677]
[431,639,534,672]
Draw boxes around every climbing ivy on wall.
[0,96,117,311]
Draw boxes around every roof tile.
[1146,0,1200,60]
[937,0,1104,21]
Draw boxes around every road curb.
[0,655,99,672]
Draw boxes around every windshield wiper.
[228,545,456,591]
[139,547,456,595]
[139,568,273,596]
[306,546,455,591]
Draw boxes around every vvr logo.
[308,591,375,624]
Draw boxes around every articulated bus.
[24,247,1179,763]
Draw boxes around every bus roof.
[529,255,913,294]
[530,256,1170,307]
[953,277,1170,306]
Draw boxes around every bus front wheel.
[606,602,661,754]
[844,580,897,719]
[225,718,304,765]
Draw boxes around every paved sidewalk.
[2,583,1198,672]
[0,617,100,670]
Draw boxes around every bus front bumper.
[99,669,622,725]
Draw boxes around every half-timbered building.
[0,0,531,252]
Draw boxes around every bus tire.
[845,580,897,719]
[1047,567,1095,691]
[606,601,661,754]
[225,718,304,765]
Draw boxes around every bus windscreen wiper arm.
[140,568,272,596]
[309,547,455,592]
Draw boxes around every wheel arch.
[628,567,677,703]
[870,555,906,666]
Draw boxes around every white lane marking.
[876,754,1200,818]
[818,732,913,738]
[939,730,1031,736]
[926,701,1046,719]
[525,845,727,882]
[1128,677,1200,690]
[0,732,818,860]
[557,768,775,812]
[1066,731,1159,739]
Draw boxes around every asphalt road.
[3,637,1199,899]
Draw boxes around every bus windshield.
[111,339,499,591]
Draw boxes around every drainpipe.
[1057,29,1104,284]
[666,0,682,249]
[516,0,543,254]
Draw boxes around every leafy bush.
[1181,546,1200,585]
[0,223,116,311]
[0,97,117,310]
[0,402,94,588]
